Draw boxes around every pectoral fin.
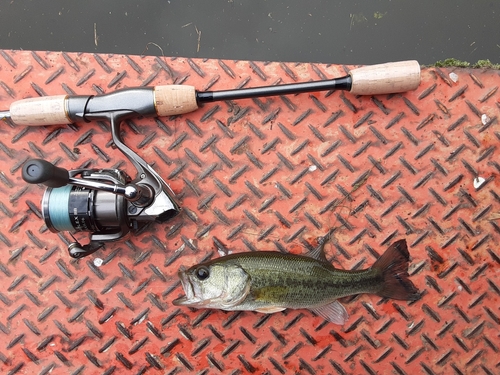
[255,306,286,314]
[309,300,349,325]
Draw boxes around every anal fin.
[309,300,349,325]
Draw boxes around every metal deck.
[0,50,499,374]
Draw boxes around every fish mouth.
[172,266,203,307]
[172,267,195,306]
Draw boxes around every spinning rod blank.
[196,76,352,103]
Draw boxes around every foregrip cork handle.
[154,85,198,116]
[349,60,421,95]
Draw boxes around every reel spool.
[43,183,128,235]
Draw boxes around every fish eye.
[195,266,210,280]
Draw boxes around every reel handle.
[22,159,70,187]
[22,158,154,206]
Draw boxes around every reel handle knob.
[22,159,70,188]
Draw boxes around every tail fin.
[372,239,419,301]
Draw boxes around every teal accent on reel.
[47,185,73,232]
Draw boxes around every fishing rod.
[0,60,420,127]
[1,60,420,258]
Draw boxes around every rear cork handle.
[154,85,199,116]
[10,95,70,126]
[349,60,421,95]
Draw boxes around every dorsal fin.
[305,235,330,263]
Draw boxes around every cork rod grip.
[154,85,199,117]
[10,95,70,126]
[349,60,421,95]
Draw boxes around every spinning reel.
[22,110,181,258]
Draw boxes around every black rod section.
[196,76,352,103]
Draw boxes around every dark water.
[0,0,498,65]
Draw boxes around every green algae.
[431,58,500,70]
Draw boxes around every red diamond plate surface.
[0,50,499,375]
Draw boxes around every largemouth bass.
[173,239,419,325]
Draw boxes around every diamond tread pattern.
[0,50,499,374]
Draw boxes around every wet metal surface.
[0,50,499,374]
